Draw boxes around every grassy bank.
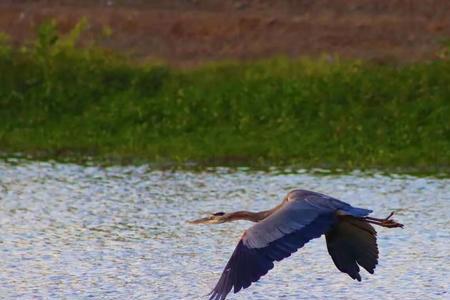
[0,21,449,172]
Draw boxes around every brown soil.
[1,1,449,66]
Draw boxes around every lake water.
[0,160,449,299]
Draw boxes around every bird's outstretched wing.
[325,216,378,281]
[208,190,371,300]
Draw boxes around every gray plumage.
[189,189,403,300]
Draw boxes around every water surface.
[0,160,449,299]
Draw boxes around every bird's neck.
[227,203,283,223]
[226,211,267,222]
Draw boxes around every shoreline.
[0,21,449,175]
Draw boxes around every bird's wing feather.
[209,190,355,300]
[325,216,378,281]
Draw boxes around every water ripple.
[0,161,449,299]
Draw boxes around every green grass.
[1,21,449,173]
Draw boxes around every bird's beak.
[187,216,213,224]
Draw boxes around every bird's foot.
[364,211,404,228]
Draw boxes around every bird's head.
[188,211,228,224]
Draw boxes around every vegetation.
[0,21,449,173]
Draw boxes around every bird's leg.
[365,211,394,222]
[362,211,404,228]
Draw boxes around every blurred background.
[1,0,450,65]
[0,0,449,169]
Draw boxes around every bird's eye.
[213,212,225,216]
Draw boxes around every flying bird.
[189,189,403,300]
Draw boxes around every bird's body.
[189,189,403,300]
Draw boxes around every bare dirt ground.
[0,0,449,65]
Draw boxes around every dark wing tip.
[326,217,378,281]
[208,240,274,300]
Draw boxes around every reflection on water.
[0,160,449,299]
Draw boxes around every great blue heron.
[189,189,403,300]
